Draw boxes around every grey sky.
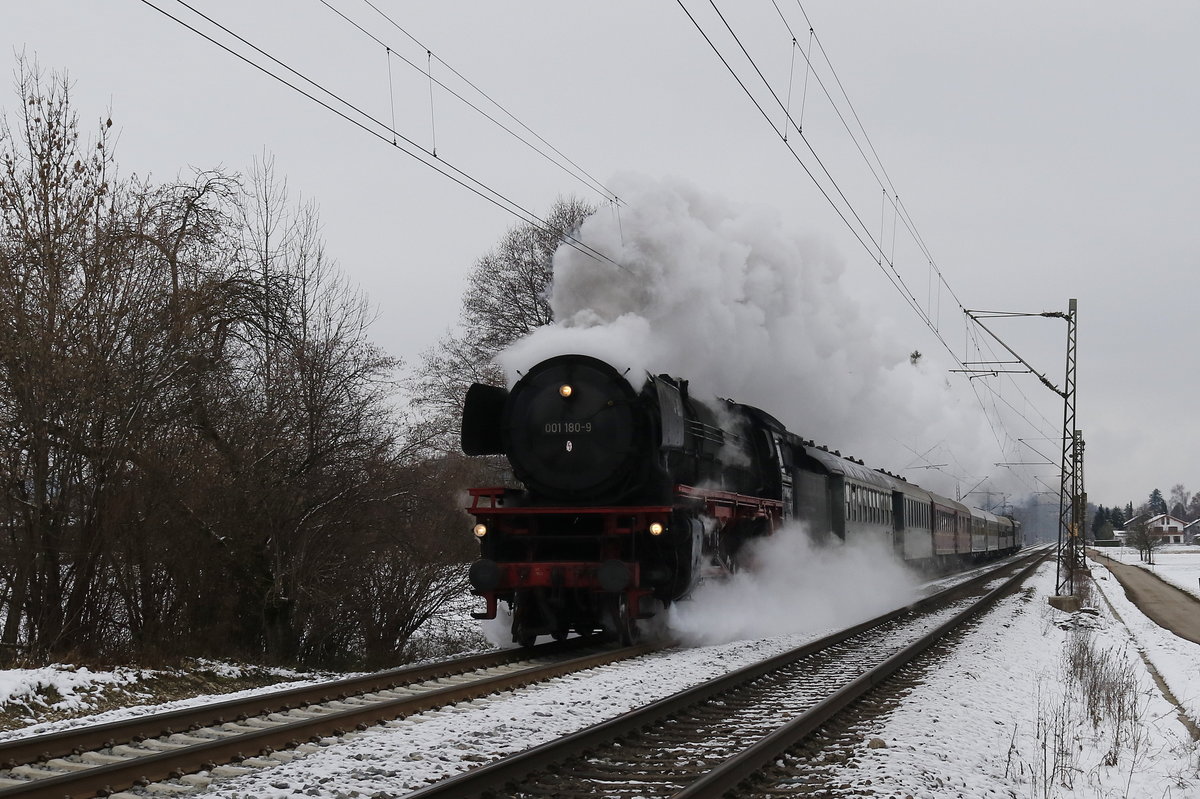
[5,2,1198,508]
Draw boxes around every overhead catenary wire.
[681,1,953,357]
[782,36,797,141]
[775,0,978,332]
[783,0,1041,419]
[680,1,1015,489]
[961,319,1059,443]
[681,0,1062,494]
[425,49,437,158]
[335,0,624,208]
[385,47,397,144]
[773,2,1070,464]
[673,0,918,323]
[144,0,1058,496]
[138,0,629,273]
[723,3,961,362]
[798,26,814,132]
[961,321,1062,495]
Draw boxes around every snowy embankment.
[0,661,344,740]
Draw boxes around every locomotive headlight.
[559,384,573,398]
[649,522,665,536]
[473,523,488,538]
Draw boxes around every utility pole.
[962,299,1082,608]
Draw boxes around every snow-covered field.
[1101,545,1200,600]
[2,551,1198,797]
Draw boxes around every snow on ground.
[194,555,1199,798]
[1091,550,1200,735]
[1100,545,1200,600]
[3,549,1199,798]
[829,559,1200,798]
[0,665,147,722]
[200,632,833,797]
[0,591,482,740]
[0,663,343,742]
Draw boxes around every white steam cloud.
[667,525,919,646]
[499,174,1001,496]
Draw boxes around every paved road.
[1088,551,1200,645]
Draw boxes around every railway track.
[0,637,660,799]
[405,548,1049,798]
[0,550,1045,798]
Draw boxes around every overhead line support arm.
[964,309,1065,398]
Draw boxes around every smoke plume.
[500,174,999,496]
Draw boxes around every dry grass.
[1023,572,1168,797]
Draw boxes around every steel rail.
[401,548,1048,799]
[0,640,661,799]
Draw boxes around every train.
[461,353,1022,645]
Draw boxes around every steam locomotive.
[462,353,1021,645]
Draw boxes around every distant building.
[1112,514,1193,546]
[1145,513,1189,544]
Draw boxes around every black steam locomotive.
[462,353,1020,645]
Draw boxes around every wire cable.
[681,0,1064,495]
[138,0,628,272]
[357,0,623,206]
[683,1,954,358]
[319,0,622,206]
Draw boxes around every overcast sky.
[5,2,1198,510]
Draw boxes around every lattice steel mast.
[963,299,1081,599]
[1055,299,1082,594]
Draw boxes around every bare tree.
[1125,513,1160,564]
[1168,483,1190,520]
[0,60,495,668]
[151,158,408,662]
[0,60,257,660]
[1187,493,1200,523]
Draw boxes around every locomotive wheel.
[511,592,538,647]
[602,594,639,646]
[513,622,537,648]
